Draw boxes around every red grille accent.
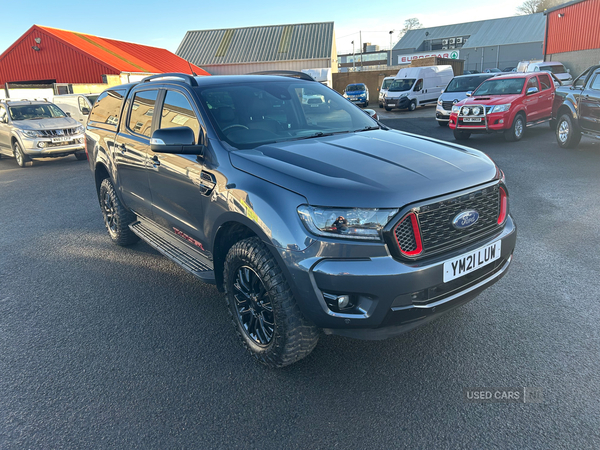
[498,187,508,225]
[394,212,423,256]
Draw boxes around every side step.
[526,118,550,128]
[130,219,215,284]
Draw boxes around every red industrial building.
[0,25,209,96]
[544,0,600,76]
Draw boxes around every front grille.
[395,217,417,253]
[392,185,502,258]
[38,128,79,137]
[307,98,323,104]
[442,101,454,110]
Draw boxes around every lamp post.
[389,30,393,66]
[351,40,355,71]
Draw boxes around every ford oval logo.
[453,210,479,229]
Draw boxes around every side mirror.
[466,91,473,97]
[0,115,7,123]
[441,89,444,93]
[527,87,539,95]
[567,68,571,74]
[65,112,71,117]
[81,107,90,115]
[150,126,204,155]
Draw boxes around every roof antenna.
[187,60,198,77]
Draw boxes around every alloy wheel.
[558,120,569,143]
[515,118,524,138]
[14,144,23,166]
[102,191,117,235]
[232,266,275,346]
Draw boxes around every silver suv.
[0,100,86,167]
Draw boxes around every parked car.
[463,70,481,75]
[484,68,502,73]
[384,65,454,111]
[517,60,573,86]
[0,99,86,167]
[343,83,369,107]
[53,93,100,124]
[378,76,395,108]
[552,64,600,148]
[436,73,497,126]
[86,72,516,368]
[503,67,516,72]
[449,72,555,142]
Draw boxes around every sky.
[0,0,528,56]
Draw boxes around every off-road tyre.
[505,113,526,142]
[224,237,319,368]
[453,129,471,141]
[13,141,31,167]
[98,178,139,246]
[74,152,87,161]
[408,100,417,111]
[556,113,582,149]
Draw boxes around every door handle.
[118,143,127,153]
[151,155,160,166]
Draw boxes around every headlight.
[451,105,460,114]
[22,130,43,138]
[491,103,511,113]
[437,99,443,105]
[343,93,348,98]
[297,206,398,241]
[75,124,85,134]
[400,93,408,97]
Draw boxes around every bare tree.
[398,18,423,40]
[517,0,570,14]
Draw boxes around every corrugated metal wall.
[546,0,600,55]
[200,59,332,75]
[0,26,118,86]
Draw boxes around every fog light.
[323,292,353,311]
[37,141,47,148]
[337,295,350,309]
[78,137,85,144]
[499,119,504,124]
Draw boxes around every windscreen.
[196,80,378,149]
[9,104,66,120]
[473,78,526,96]
[445,76,494,93]
[388,79,415,92]
[381,79,394,90]
[539,65,566,75]
[346,84,366,92]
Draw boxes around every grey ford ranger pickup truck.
[85,72,516,367]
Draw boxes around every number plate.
[463,117,482,123]
[51,136,70,143]
[311,104,319,108]
[443,241,501,283]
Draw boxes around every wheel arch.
[557,103,578,123]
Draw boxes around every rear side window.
[538,74,552,90]
[527,77,540,91]
[128,90,159,137]
[590,74,600,91]
[88,89,126,130]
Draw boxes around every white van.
[378,76,395,108]
[52,93,100,123]
[383,65,454,111]
[517,60,573,86]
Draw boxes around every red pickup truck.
[449,73,555,142]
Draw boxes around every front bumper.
[436,104,450,122]
[20,134,86,157]
[385,96,409,109]
[449,112,511,133]
[275,215,517,340]
[347,95,368,104]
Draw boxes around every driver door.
[579,71,600,133]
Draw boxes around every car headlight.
[491,104,511,113]
[297,206,398,241]
[22,130,43,138]
[437,99,443,105]
[75,124,85,134]
[343,93,348,98]
[451,105,460,114]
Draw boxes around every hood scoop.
[474,97,490,100]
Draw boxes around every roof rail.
[141,73,198,87]
[249,70,316,82]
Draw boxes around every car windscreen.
[346,85,365,92]
[473,78,526,96]
[196,80,378,150]
[539,65,566,75]
[9,104,66,120]
[388,79,415,92]
[445,75,494,93]
[85,95,100,105]
[381,79,394,90]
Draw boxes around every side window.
[539,73,552,90]
[78,96,88,112]
[0,105,7,122]
[128,90,158,138]
[590,74,600,91]
[159,90,201,143]
[527,77,540,91]
[415,79,423,91]
[88,89,126,130]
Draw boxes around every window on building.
[128,90,158,137]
